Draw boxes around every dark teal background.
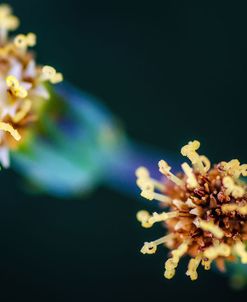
[0,1,247,301]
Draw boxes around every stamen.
[0,4,19,42]
[140,234,173,255]
[42,65,63,84]
[180,140,205,174]
[148,211,179,225]
[6,75,28,98]
[204,243,231,260]
[233,242,247,263]
[222,204,247,215]
[13,99,31,123]
[181,162,198,188]
[197,219,224,239]
[136,210,152,228]
[223,176,244,198]
[136,177,165,193]
[164,241,189,279]
[140,190,171,204]
[0,122,20,141]
[135,166,149,179]
[158,160,184,187]
[220,159,247,179]
[201,258,212,270]
[14,33,36,50]
[200,155,211,173]
[186,254,202,281]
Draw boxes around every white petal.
[0,146,10,168]
[24,60,36,78]
[8,60,22,80]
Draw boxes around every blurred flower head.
[136,140,247,281]
[0,4,62,167]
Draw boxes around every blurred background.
[0,0,247,301]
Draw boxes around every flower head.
[136,140,247,280]
[0,4,63,167]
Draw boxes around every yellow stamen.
[136,166,150,179]
[158,160,184,186]
[186,254,202,281]
[198,219,224,239]
[136,210,152,228]
[233,242,247,264]
[0,122,20,141]
[200,155,211,173]
[148,211,179,225]
[181,162,198,188]
[14,33,36,49]
[136,166,165,191]
[42,65,63,84]
[141,234,173,255]
[222,204,247,215]
[0,4,19,39]
[6,75,28,98]
[221,159,247,179]
[201,258,212,270]
[181,140,205,174]
[140,190,171,204]
[13,99,32,123]
[223,176,244,198]
[164,241,189,279]
[204,243,231,260]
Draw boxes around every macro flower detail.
[136,140,247,281]
[0,4,63,167]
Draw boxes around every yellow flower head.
[0,4,63,167]
[136,140,247,281]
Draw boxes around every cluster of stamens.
[136,140,247,280]
[0,4,63,167]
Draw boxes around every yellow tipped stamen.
[233,242,247,264]
[26,33,36,47]
[164,241,189,279]
[158,160,184,187]
[136,166,165,191]
[200,155,211,173]
[201,258,212,270]
[50,72,63,84]
[198,219,224,239]
[0,121,20,141]
[221,160,247,179]
[13,99,32,123]
[140,190,171,204]
[0,4,19,41]
[222,204,247,215]
[14,33,36,50]
[223,176,244,198]
[180,140,205,174]
[136,177,165,194]
[6,75,28,98]
[141,242,157,254]
[171,241,189,259]
[141,234,173,255]
[181,162,198,188]
[186,254,202,281]
[136,210,152,228]
[204,243,231,260]
[42,65,63,84]
[221,204,238,213]
[136,166,150,179]
[136,178,154,192]
[148,211,179,225]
